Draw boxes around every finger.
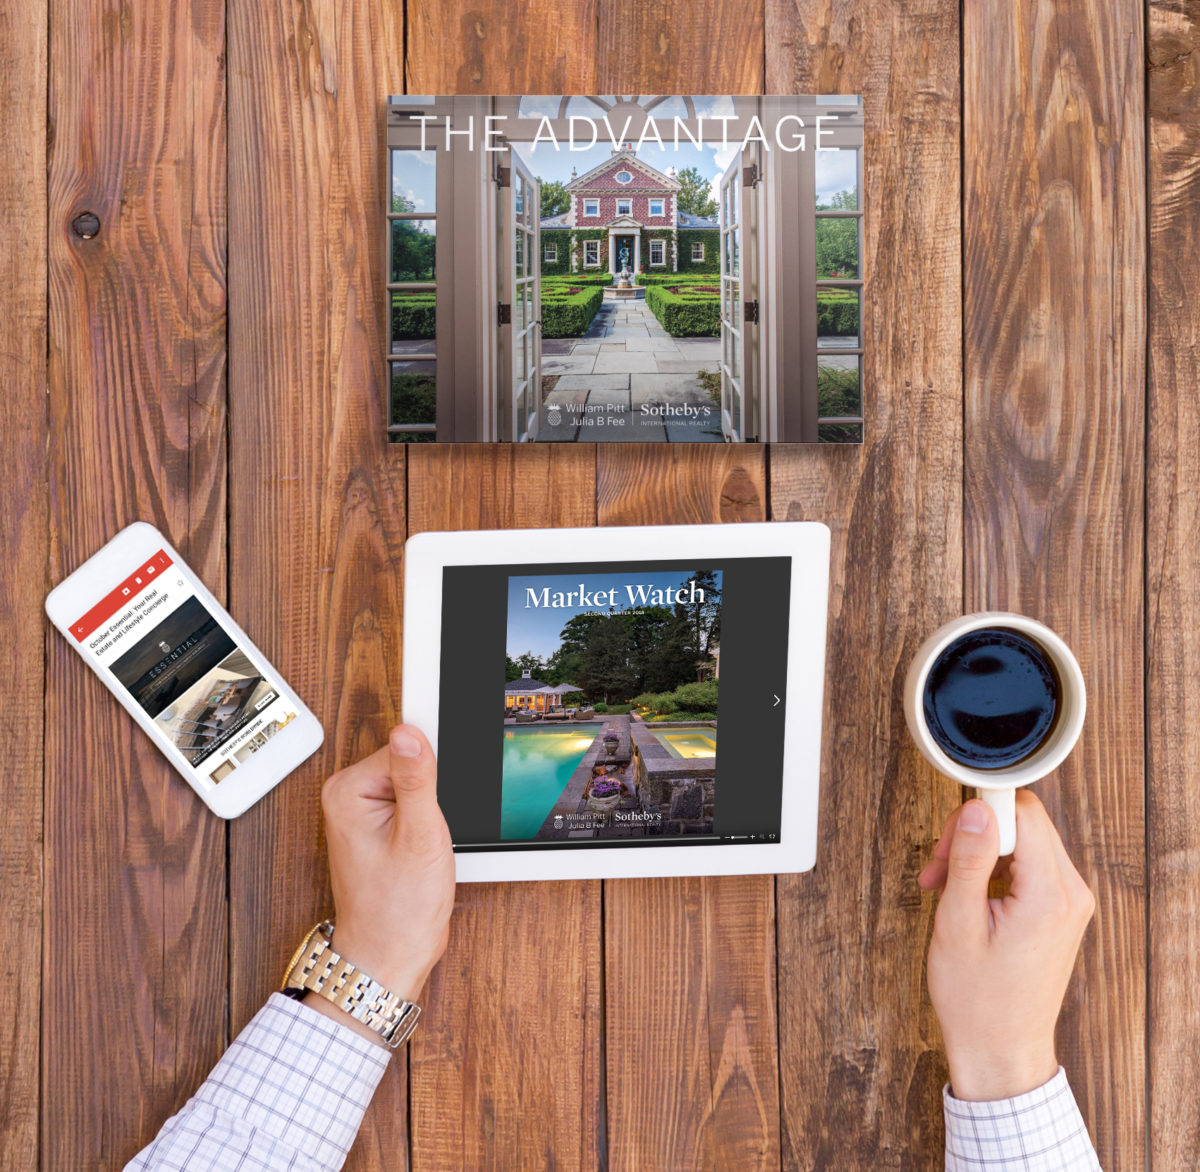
[917,807,962,891]
[387,725,448,845]
[1006,790,1069,900]
[936,799,1000,944]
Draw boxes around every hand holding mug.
[919,791,1095,1100]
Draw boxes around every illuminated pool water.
[501,727,599,839]
[648,726,718,759]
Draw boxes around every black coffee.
[922,628,1060,769]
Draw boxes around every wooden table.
[2,0,1189,1168]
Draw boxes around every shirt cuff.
[944,1068,1101,1171]
[191,992,391,1167]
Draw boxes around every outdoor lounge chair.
[573,708,595,720]
[515,711,540,723]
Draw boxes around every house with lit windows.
[538,149,719,277]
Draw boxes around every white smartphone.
[45,521,324,818]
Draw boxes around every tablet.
[402,522,830,882]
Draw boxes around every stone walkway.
[539,299,725,442]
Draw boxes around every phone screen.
[67,548,299,787]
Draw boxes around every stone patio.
[539,300,724,442]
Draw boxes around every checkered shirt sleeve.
[944,1067,1101,1171]
[125,993,391,1172]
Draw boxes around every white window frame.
[617,198,632,215]
[649,239,665,266]
[583,198,599,217]
[583,240,600,268]
[544,242,557,263]
[650,198,664,216]
[692,241,705,261]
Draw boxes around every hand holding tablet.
[402,521,831,882]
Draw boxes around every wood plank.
[405,446,603,1172]
[0,0,47,1165]
[593,11,779,1169]
[598,448,779,1172]
[595,0,763,90]
[42,0,229,1164]
[1147,2,1200,1166]
[765,0,963,1165]
[962,2,1146,1168]
[225,1,408,1168]
[406,0,598,93]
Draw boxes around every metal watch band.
[281,920,421,1049]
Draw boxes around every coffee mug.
[902,612,1086,855]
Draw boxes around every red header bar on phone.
[71,550,174,643]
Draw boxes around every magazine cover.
[500,569,721,842]
[386,95,863,443]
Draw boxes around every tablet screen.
[438,557,790,851]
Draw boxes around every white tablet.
[402,522,830,882]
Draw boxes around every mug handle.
[980,787,1017,856]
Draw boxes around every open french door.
[718,147,758,441]
[501,147,542,441]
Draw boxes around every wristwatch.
[281,920,422,1049]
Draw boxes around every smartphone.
[45,521,324,818]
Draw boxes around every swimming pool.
[647,725,717,759]
[500,727,599,839]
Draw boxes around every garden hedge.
[817,289,859,337]
[541,284,603,338]
[645,283,719,337]
[636,272,720,287]
[391,293,436,342]
[543,273,612,288]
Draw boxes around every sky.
[506,570,718,660]
[389,120,858,222]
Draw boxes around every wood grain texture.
[43,0,229,1164]
[766,0,964,1166]
[1147,2,1200,1166]
[596,0,763,90]
[598,446,779,1172]
[406,0,598,94]
[225,1,407,1168]
[405,445,603,1172]
[963,2,1146,1167]
[0,0,47,1164]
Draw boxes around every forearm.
[944,1067,1101,1171]
[125,994,390,1172]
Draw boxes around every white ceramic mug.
[902,612,1086,855]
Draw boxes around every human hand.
[918,790,1095,1101]
[320,725,455,1006]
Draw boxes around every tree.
[674,570,722,679]
[390,193,436,282]
[675,166,719,220]
[539,178,570,219]
[577,614,637,703]
[506,652,546,682]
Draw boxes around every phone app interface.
[70,550,298,786]
[438,556,791,852]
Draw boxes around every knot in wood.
[71,212,101,239]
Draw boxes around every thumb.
[387,724,440,825]
[937,799,999,943]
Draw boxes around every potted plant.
[587,777,622,813]
[603,731,620,756]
